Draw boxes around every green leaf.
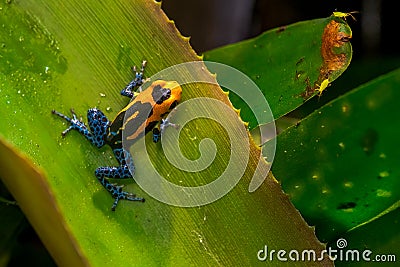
[271,68,400,242]
[0,200,25,266]
[0,1,331,266]
[204,16,352,129]
[0,137,87,266]
[333,202,400,267]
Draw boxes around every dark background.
[161,0,400,115]
[162,0,396,60]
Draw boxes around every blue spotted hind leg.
[52,108,144,211]
[95,148,144,211]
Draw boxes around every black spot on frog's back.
[152,85,171,104]
[123,101,153,139]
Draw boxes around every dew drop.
[378,171,389,178]
[343,182,353,188]
[376,189,391,197]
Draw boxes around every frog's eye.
[152,85,171,104]
[161,88,171,101]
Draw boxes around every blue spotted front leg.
[152,118,179,143]
[52,108,144,210]
[52,108,107,147]
[120,60,147,99]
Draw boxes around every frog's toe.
[110,186,145,211]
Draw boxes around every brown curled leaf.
[319,19,353,82]
[301,18,353,100]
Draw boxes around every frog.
[52,61,182,210]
